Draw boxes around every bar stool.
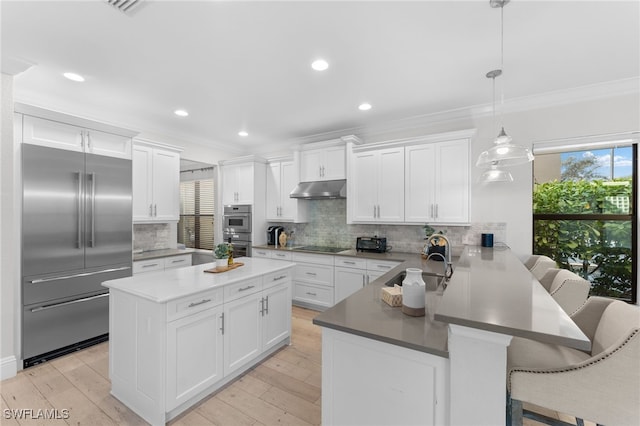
[538,268,591,316]
[524,254,557,280]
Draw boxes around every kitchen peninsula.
[102,257,295,425]
[313,245,591,426]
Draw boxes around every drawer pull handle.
[188,298,211,308]
[276,254,286,257]
[344,261,356,265]
[377,265,391,269]
[305,272,317,276]
[171,259,185,263]
[306,292,317,296]
[238,285,255,292]
[143,263,159,268]
[273,275,287,281]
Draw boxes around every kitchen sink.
[384,270,445,292]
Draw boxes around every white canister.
[401,268,426,317]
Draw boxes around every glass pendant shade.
[479,165,513,183]
[476,128,535,168]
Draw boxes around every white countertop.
[102,257,295,303]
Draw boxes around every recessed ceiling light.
[238,131,249,137]
[311,59,329,71]
[358,103,372,111]
[63,72,85,82]
[174,109,189,117]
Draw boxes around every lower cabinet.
[223,291,262,376]
[166,305,224,411]
[133,253,193,274]
[292,252,334,310]
[334,266,367,304]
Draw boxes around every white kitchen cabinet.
[261,281,292,352]
[132,141,181,222]
[351,147,404,223]
[221,162,255,205]
[292,252,335,310]
[300,145,345,182]
[22,114,132,159]
[334,266,367,304]
[166,305,223,410]
[405,139,470,224]
[223,290,263,376]
[133,254,193,274]
[266,159,307,222]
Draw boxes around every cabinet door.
[334,267,366,304]
[152,149,180,221]
[265,162,281,220]
[86,129,132,160]
[235,163,254,204]
[434,139,469,223]
[405,144,436,223]
[279,160,297,220]
[351,151,378,222]
[22,115,84,152]
[377,147,404,222]
[262,283,291,352]
[166,306,224,410]
[300,149,323,182]
[323,146,346,180]
[221,165,238,205]
[223,293,262,376]
[132,144,154,221]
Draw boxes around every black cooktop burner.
[297,246,348,253]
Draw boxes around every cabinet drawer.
[224,277,263,302]
[263,269,292,290]
[166,288,224,322]
[164,254,192,269]
[253,249,271,258]
[294,263,333,286]
[366,259,400,273]
[271,251,293,261]
[293,283,333,308]
[335,257,367,269]
[133,259,164,274]
[292,252,334,265]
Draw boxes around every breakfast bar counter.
[313,245,590,426]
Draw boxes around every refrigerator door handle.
[29,266,131,284]
[89,172,96,247]
[77,171,83,249]
[30,293,109,313]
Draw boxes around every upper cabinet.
[133,140,182,223]
[405,138,470,224]
[348,130,473,225]
[350,147,405,223]
[300,145,346,182]
[220,158,267,206]
[265,157,308,223]
[21,114,133,160]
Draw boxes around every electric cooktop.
[297,246,348,254]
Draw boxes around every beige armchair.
[507,296,640,426]
[538,268,591,316]
[524,254,557,280]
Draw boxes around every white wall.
[1,73,19,379]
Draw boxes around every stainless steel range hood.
[289,179,346,199]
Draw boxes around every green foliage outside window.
[533,179,633,301]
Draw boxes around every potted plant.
[214,243,230,268]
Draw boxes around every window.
[533,140,636,303]
[178,178,214,250]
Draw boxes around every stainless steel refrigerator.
[22,144,132,367]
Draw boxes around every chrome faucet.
[426,234,453,286]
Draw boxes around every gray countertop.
[313,245,591,357]
[133,248,195,261]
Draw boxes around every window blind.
[178,179,214,250]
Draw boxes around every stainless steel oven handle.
[30,266,131,284]
[31,293,109,313]
[77,171,82,248]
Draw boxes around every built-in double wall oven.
[223,205,252,257]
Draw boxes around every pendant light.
[476,0,534,173]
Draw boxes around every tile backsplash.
[133,223,174,251]
[269,199,506,254]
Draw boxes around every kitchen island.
[102,257,295,425]
[313,245,590,426]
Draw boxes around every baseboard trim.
[1,355,18,380]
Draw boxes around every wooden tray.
[204,262,244,274]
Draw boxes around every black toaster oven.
[356,237,387,253]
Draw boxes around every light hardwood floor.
[1,306,592,426]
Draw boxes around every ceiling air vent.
[104,0,145,16]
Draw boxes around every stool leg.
[507,394,523,426]
[576,419,585,426]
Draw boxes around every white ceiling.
[2,1,639,154]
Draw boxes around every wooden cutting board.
[204,262,244,274]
